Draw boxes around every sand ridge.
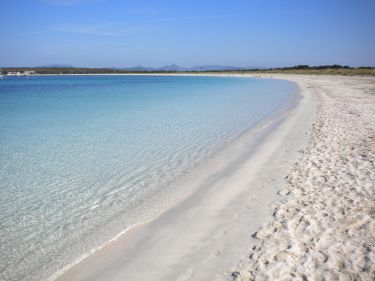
[234,75,375,281]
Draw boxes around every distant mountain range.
[119,64,248,71]
[33,64,258,72]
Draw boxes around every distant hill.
[157,64,186,71]
[31,64,247,71]
[121,64,245,71]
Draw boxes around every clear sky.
[1,0,374,68]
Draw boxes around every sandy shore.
[55,74,375,281]
[234,75,375,280]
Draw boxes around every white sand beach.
[234,75,375,281]
[56,74,375,281]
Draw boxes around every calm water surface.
[0,75,296,280]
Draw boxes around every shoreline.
[1,74,298,281]
[35,74,374,281]
[54,74,314,281]
[42,76,301,281]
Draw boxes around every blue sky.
[1,0,374,68]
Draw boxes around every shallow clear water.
[0,75,296,280]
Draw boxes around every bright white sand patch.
[234,75,375,281]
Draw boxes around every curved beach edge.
[53,73,317,281]
[46,75,299,281]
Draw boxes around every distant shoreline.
[1,65,375,77]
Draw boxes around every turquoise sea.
[0,75,296,281]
